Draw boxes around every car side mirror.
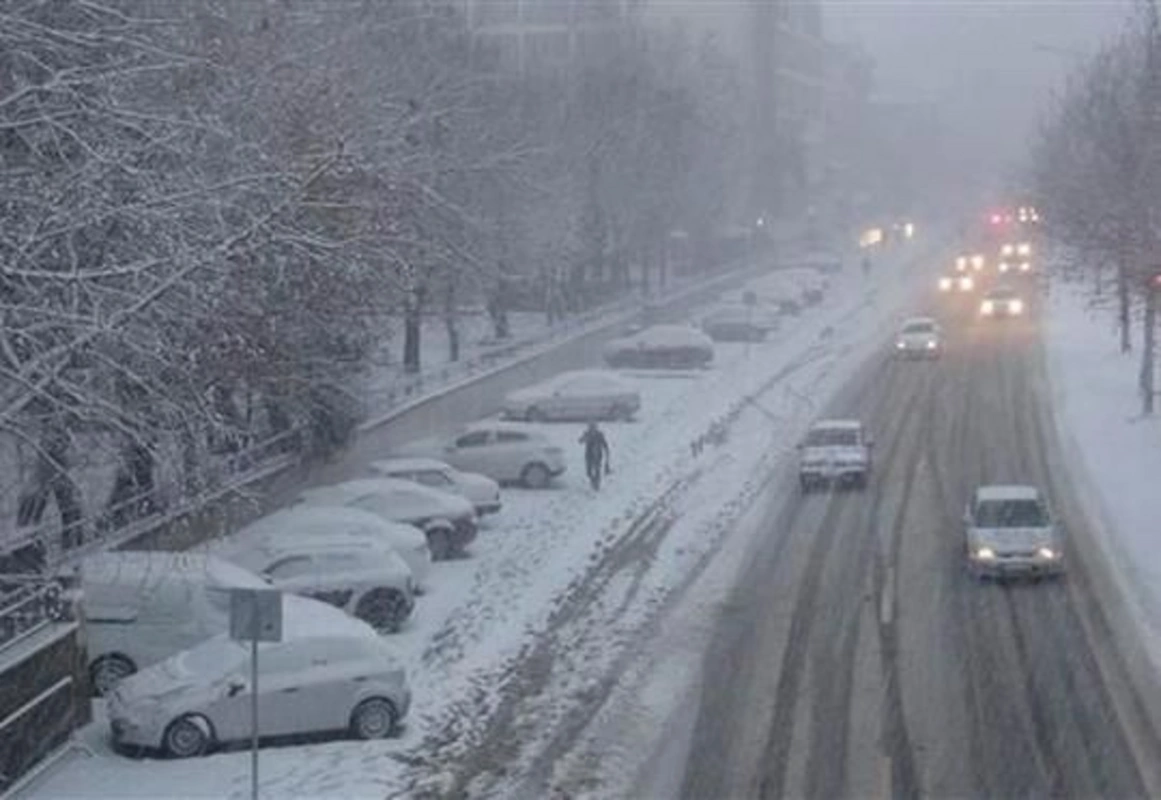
[228,680,246,697]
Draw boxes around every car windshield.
[903,321,934,334]
[804,428,859,447]
[172,638,247,678]
[975,499,1048,528]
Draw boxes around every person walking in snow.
[579,421,611,491]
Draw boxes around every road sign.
[229,588,282,643]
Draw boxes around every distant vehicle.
[370,457,501,516]
[298,478,477,561]
[797,419,874,491]
[78,551,269,696]
[224,505,431,587]
[212,517,417,633]
[799,249,843,275]
[106,597,411,758]
[998,242,1033,274]
[938,274,975,293]
[603,325,714,369]
[894,317,942,359]
[954,254,986,273]
[700,304,777,342]
[502,369,641,422]
[964,485,1063,579]
[393,422,566,490]
[980,285,1025,317]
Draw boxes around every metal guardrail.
[0,579,67,656]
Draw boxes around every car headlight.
[1020,262,1031,272]
[896,340,906,349]
[999,262,1010,272]
[971,256,985,270]
[975,547,996,560]
[981,301,995,315]
[961,277,974,290]
[1010,299,1024,314]
[939,278,952,290]
[956,257,968,271]
[926,340,937,349]
[1002,245,1014,256]
[1038,547,1059,560]
[1018,244,1032,256]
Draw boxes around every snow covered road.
[21,241,933,800]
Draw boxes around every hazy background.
[827,0,1130,191]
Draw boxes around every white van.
[79,551,269,695]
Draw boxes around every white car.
[602,324,714,369]
[106,596,411,757]
[894,317,942,359]
[369,457,501,516]
[980,285,1024,317]
[299,478,477,560]
[212,522,417,633]
[797,419,874,491]
[964,485,1064,579]
[224,505,431,587]
[393,422,566,489]
[78,551,269,695]
[502,369,641,422]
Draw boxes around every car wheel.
[525,406,547,423]
[355,588,411,633]
[350,697,400,740]
[426,526,454,561]
[163,715,213,759]
[521,462,551,489]
[90,654,136,697]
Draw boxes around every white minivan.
[79,551,270,695]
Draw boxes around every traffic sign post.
[230,588,282,800]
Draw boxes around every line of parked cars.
[78,259,836,759]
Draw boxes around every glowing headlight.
[1020,262,1031,272]
[1001,244,1015,257]
[956,257,968,271]
[1017,243,1032,256]
[939,277,953,291]
[981,300,995,315]
[999,262,1010,272]
[1038,547,1059,560]
[1010,299,1024,314]
[971,255,985,270]
[926,340,937,349]
[975,547,997,560]
[896,340,906,349]
[960,277,975,290]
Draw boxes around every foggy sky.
[827,0,1130,184]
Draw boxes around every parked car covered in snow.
[700,303,778,342]
[79,551,269,696]
[393,422,566,490]
[298,478,476,561]
[223,505,431,587]
[106,596,410,757]
[603,324,714,369]
[370,457,502,516]
[502,369,641,422]
[211,523,417,632]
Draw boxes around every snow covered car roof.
[370,456,459,473]
[462,420,551,437]
[810,419,863,431]
[79,551,267,591]
[608,324,714,350]
[975,485,1041,502]
[230,504,422,543]
[302,477,462,505]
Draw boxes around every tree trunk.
[444,285,460,362]
[1141,281,1156,414]
[403,292,423,374]
[1118,261,1132,353]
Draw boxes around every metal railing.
[0,578,67,656]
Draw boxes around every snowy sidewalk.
[1043,281,1161,666]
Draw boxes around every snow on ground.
[1043,279,1161,664]
[21,240,935,800]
